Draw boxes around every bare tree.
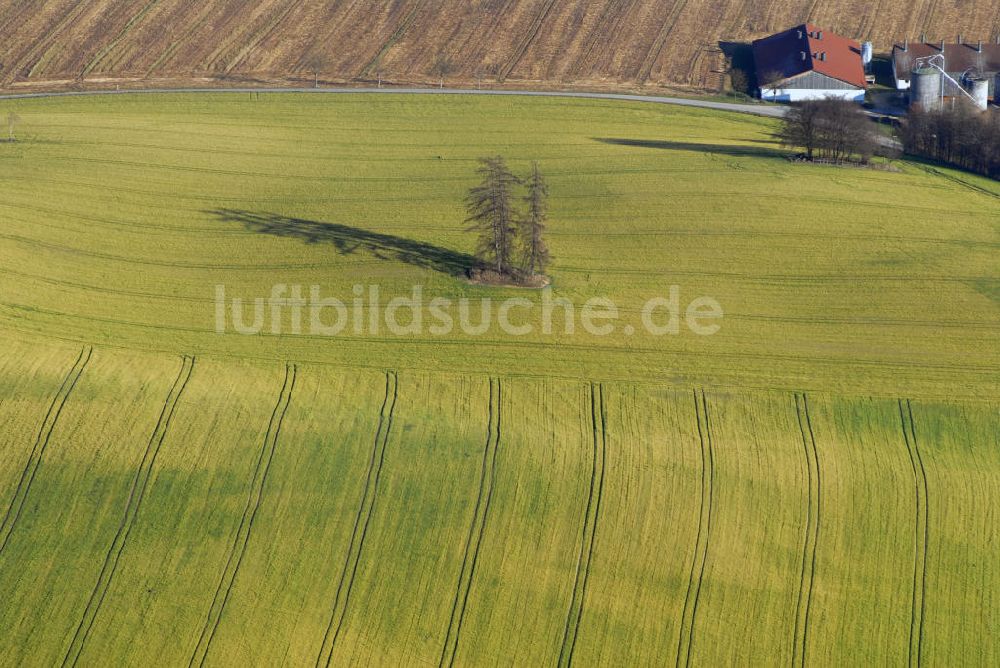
[777,101,822,159]
[304,53,328,88]
[466,156,520,276]
[777,98,878,163]
[900,102,1000,178]
[729,68,750,97]
[519,161,550,276]
[432,54,455,89]
[5,112,20,142]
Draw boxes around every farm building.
[752,25,867,102]
[892,39,1000,100]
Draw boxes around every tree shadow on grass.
[208,209,480,277]
[594,137,790,159]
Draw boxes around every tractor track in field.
[224,0,308,74]
[638,0,689,84]
[792,393,821,668]
[4,301,1000,383]
[62,355,195,667]
[145,3,216,77]
[360,0,428,78]
[439,378,503,667]
[921,0,941,34]
[499,0,560,83]
[676,389,714,668]
[575,0,639,77]
[0,345,92,555]
[2,2,90,84]
[557,382,607,668]
[899,399,929,668]
[189,362,297,668]
[315,371,398,668]
[81,0,163,77]
[7,226,1000,284]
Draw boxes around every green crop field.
[0,93,998,665]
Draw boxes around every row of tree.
[776,98,881,163]
[465,156,550,282]
[899,104,1000,179]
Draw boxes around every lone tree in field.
[519,162,550,276]
[304,53,328,88]
[432,54,455,89]
[5,112,20,142]
[466,156,521,277]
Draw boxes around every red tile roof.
[753,24,867,89]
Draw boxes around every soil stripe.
[224,0,309,74]
[557,382,607,667]
[188,362,297,668]
[792,393,821,667]
[638,0,690,83]
[315,371,398,668]
[360,0,428,78]
[62,355,195,667]
[439,378,503,667]
[82,0,164,76]
[499,0,559,82]
[0,345,92,555]
[899,399,929,668]
[3,2,91,83]
[675,389,714,668]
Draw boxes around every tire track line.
[0,345,92,555]
[62,355,195,667]
[557,382,607,667]
[439,378,502,667]
[188,362,297,668]
[5,300,1000,381]
[315,371,398,668]
[81,0,163,77]
[792,393,821,668]
[499,0,560,83]
[638,0,690,84]
[360,0,428,78]
[899,399,928,668]
[224,0,309,74]
[675,389,714,668]
[3,2,91,84]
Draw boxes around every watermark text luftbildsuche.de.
[215,285,723,338]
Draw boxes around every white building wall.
[760,87,866,103]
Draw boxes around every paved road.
[0,86,789,118]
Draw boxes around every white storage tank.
[964,77,989,110]
[910,67,942,109]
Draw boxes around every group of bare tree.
[465,156,550,282]
[900,104,1000,179]
[776,98,880,163]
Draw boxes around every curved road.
[0,86,788,118]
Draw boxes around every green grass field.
[0,93,998,665]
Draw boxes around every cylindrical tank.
[910,68,942,109]
[965,77,989,111]
[862,42,874,67]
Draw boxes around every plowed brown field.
[2,0,999,92]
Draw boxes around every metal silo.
[964,77,989,110]
[862,42,874,71]
[910,67,942,109]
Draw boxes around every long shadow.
[594,137,789,159]
[209,209,480,276]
